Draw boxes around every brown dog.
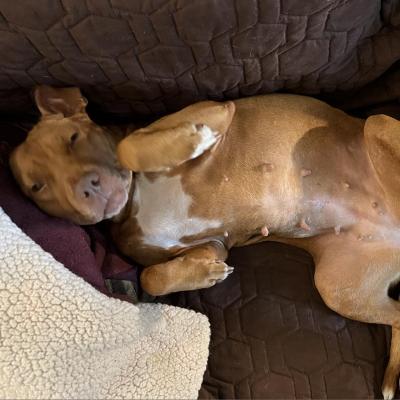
[10,86,400,398]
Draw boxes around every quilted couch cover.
[0,0,399,116]
[163,243,391,399]
[1,0,400,399]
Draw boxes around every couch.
[1,0,400,398]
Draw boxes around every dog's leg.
[312,241,400,326]
[383,327,400,400]
[309,238,400,399]
[140,241,232,296]
[118,122,222,172]
[117,100,235,172]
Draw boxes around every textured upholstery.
[0,0,399,116]
[163,242,392,399]
[1,1,400,398]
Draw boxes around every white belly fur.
[134,173,222,249]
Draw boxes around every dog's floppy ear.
[34,85,87,117]
[117,100,235,172]
[364,114,400,216]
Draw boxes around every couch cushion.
[0,0,399,116]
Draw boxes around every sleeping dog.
[10,86,400,398]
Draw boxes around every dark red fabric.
[0,121,138,294]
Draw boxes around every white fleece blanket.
[0,208,210,399]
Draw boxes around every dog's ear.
[364,114,400,216]
[33,85,87,117]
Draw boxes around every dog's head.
[10,86,132,225]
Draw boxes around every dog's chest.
[133,173,221,249]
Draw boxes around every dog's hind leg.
[310,238,400,327]
[383,327,400,400]
[307,237,400,398]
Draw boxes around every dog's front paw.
[189,123,220,159]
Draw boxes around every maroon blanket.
[0,122,138,296]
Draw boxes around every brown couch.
[0,1,400,398]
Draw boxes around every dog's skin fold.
[9,86,400,398]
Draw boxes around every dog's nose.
[75,172,101,200]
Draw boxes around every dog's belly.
[133,173,223,249]
[129,173,363,256]
[116,93,386,261]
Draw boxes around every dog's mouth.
[75,169,132,224]
[101,169,132,220]
[103,186,129,219]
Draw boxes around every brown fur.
[9,86,400,398]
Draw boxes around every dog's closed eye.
[31,183,44,193]
[69,132,79,147]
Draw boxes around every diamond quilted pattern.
[280,39,330,76]
[325,364,369,399]
[326,0,380,31]
[281,0,337,15]
[174,0,236,42]
[70,16,133,57]
[232,24,285,59]
[0,0,64,30]
[252,373,295,399]
[283,330,327,373]
[0,0,398,115]
[210,340,253,383]
[0,31,39,69]
[241,299,285,340]
[139,45,194,78]
[163,242,393,398]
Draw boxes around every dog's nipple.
[223,231,229,238]
[260,162,274,173]
[343,182,351,189]
[334,225,341,235]
[299,217,311,231]
[371,201,378,208]
[261,226,269,236]
[223,175,229,182]
[301,168,312,177]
